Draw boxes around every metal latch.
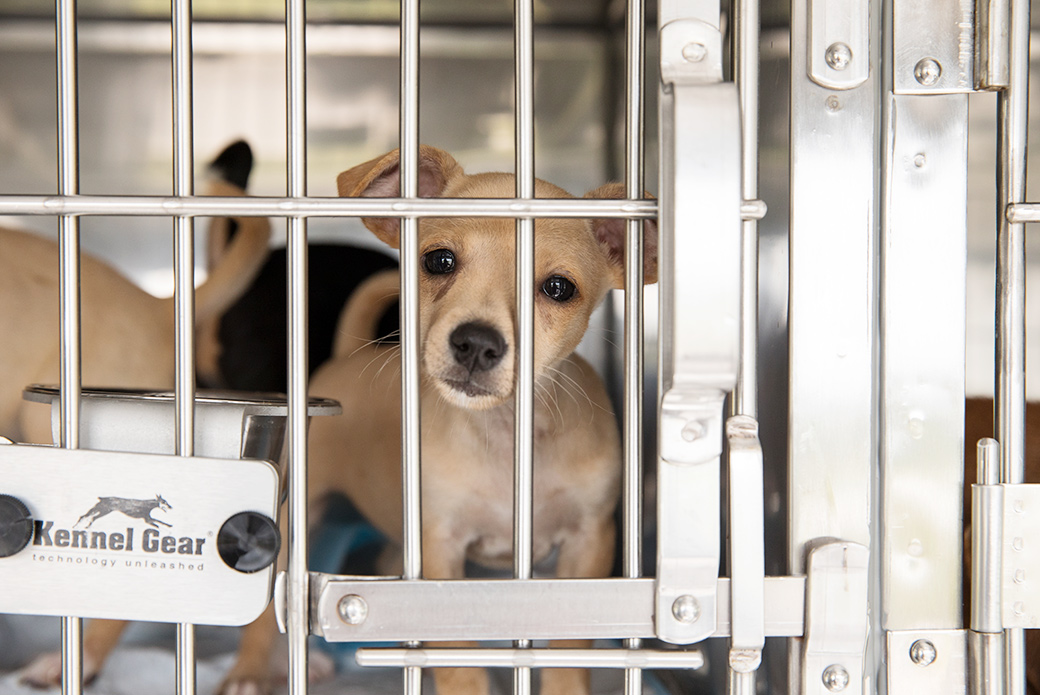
[657,0,741,646]
[802,541,869,695]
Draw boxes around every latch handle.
[656,4,741,645]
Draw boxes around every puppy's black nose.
[450,322,507,373]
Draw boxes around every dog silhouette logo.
[75,495,172,530]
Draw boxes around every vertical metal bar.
[171,1,196,692]
[56,2,83,693]
[879,85,968,633]
[730,0,763,690]
[733,0,759,420]
[622,0,645,691]
[399,0,422,692]
[399,0,421,584]
[285,0,309,692]
[996,0,1030,689]
[514,0,535,692]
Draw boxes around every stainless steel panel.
[0,444,279,625]
[880,93,967,630]
[788,0,878,569]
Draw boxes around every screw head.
[822,664,850,692]
[338,594,369,625]
[914,58,942,86]
[909,639,937,667]
[825,43,853,71]
[671,595,700,624]
[681,420,706,442]
[681,42,708,63]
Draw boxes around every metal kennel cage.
[1,0,1040,694]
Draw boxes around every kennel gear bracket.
[0,442,279,625]
[657,0,742,647]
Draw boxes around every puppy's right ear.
[336,145,463,248]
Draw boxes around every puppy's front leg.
[423,528,489,695]
[541,516,617,695]
[18,618,126,688]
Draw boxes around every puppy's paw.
[217,678,270,695]
[18,650,100,689]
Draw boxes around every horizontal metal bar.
[354,648,705,670]
[311,575,805,642]
[0,195,657,219]
[1006,203,1040,223]
[0,195,770,222]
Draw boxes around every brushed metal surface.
[0,443,279,625]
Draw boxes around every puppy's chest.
[424,430,583,566]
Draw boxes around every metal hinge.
[891,0,1011,93]
[886,630,967,695]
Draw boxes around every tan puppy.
[10,155,271,687]
[301,145,658,695]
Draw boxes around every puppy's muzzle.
[450,322,507,374]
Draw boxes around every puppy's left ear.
[584,183,658,288]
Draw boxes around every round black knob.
[0,494,33,558]
[217,512,280,573]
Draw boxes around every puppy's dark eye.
[542,275,576,302]
[423,248,456,275]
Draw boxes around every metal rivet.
[671,595,700,624]
[1015,569,1026,584]
[914,58,942,86]
[913,153,926,168]
[682,43,707,63]
[822,664,849,692]
[1014,601,1026,616]
[826,95,842,112]
[338,594,368,625]
[909,639,937,667]
[825,43,853,71]
[681,420,705,442]
[1013,537,1025,551]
